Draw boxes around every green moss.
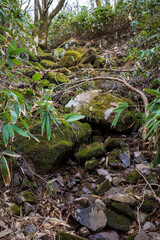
[54,48,65,58]
[84,158,98,171]
[93,56,106,68]
[141,199,155,213]
[30,61,46,70]
[16,122,92,172]
[21,191,35,202]
[38,80,50,89]
[126,170,139,184]
[36,52,57,62]
[40,60,58,69]
[47,72,70,84]
[105,137,121,150]
[97,179,111,195]
[56,67,71,75]
[59,50,82,68]
[75,142,105,160]
[22,179,36,188]
[11,204,20,216]
[108,150,120,164]
[80,48,97,65]
[106,210,130,231]
[56,232,87,240]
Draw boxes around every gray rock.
[119,150,130,167]
[24,202,34,215]
[74,199,107,232]
[112,177,122,187]
[108,193,136,205]
[97,169,109,176]
[79,227,90,237]
[13,172,22,186]
[134,151,142,158]
[106,211,130,231]
[65,193,74,204]
[96,179,111,195]
[111,202,135,219]
[25,224,37,235]
[142,221,156,231]
[89,231,120,240]
[16,191,35,204]
[136,164,151,175]
[139,213,148,224]
[135,230,149,240]
[148,232,160,240]
[74,197,89,207]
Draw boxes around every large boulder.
[66,90,135,132]
[59,50,83,68]
[16,121,91,172]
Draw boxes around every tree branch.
[48,0,65,23]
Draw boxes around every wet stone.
[106,210,130,231]
[89,231,120,240]
[119,150,130,167]
[74,199,107,232]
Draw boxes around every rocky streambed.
[1,38,160,240]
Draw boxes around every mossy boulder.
[40,60,58,69]
[106,210,130,231]
[11,204,20,216]
[84,158,99,171]
[56,232,87,240]
[141,199,155,213]
[16,191,36,204]
[80,48,97,65]
[75,142,106,160]
[96,179,111,195]
[36,52,57,62]
[111,202,135,219]
[105,137,121,150]
[38,80,50,89]
[59,50,82,68]
[126,170,139,184]
[16,121,92,172]
[67,90,135,132]
[54,48,65,58]
[56,67,71,75]
[30,61,46,71]
[47,72,70,84]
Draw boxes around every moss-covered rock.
[75,142,106,160]
[30,61,46,71]
[141,199,155,213]
[80,48,97,65]
[22,179,36,189]
[16,191,36,204]
[54,48,65,58]
[84,158,98,171]
[56,232,87,240]
[47,72,70,84]
[36,52,57,62]
[106,210,130,231]
[40,60,58,69]
[11,204,20,216]
[59,50,82,68]
[38,80,50,89]
[105,137,121,150]
[67,90,135,132]
[16,121,92,172]
[111,202,135,219]
[126,170,139,184]
[55,67,71,75]
[96,179,111,195]
[93,56,106,68]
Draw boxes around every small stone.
[136,164,151,175]
[25,224,37,235]
[65,193,74,204]
[16,191,35,204]
[134,156,147,164]
[141,199,155,213]
[89,231,120,240]
[74,197,89,207]
[79,227,90,237]
[143,221,156,231]
[106,210,130,231]
[74,199,107,232]
[84,158,98,171]
[112,177,122,187]
[119,150,130,167]
[13,172,22,186]
[123,186,134,194]
[139,213,148,224]
[11,204,20,216]
[135,230,148,240]
[108,194,136,205]
[97,179,111,195]
[126,170,139,184]
[111,202,135,219]
[134,151,141,158]
[24,202,34,215]
[97,169,109,176]
[82,187,91,194]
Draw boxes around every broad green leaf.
[46,113,51,140]
[0,156,11,186]
[145,89,160,97]
[3,150,21,158]
[3,124,9,146]
[41,112,46,134]
[12,125,29,138]
[0,27,14,37]
[27,132,40,142]
[11,58,22,66]
[0,34,5,42]
[111,112,121,128]
[14,103,20,116]
[7,57,13,68]
[19,117,29,131]
[7,40,17,54]
[32,73,42,82]
[64,113,85,122]
[7,124,15,138]
[10,109,17,123]
[9,48,26,56]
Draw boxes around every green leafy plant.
[111,102,129,128]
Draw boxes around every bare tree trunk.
[34,0,65,49]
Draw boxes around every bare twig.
[136,168,160,204]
